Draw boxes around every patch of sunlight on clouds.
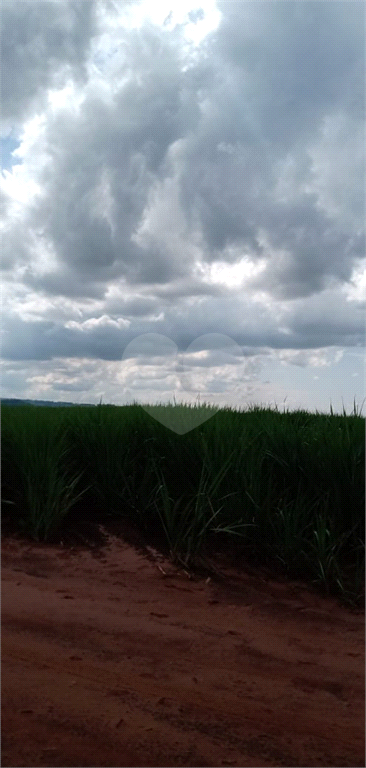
[278,349,344,368]
[343,263,366,304]
[198,254,267,290]
[1,167,42,209]
[47,80,86,113]
[64,316,131,331]
[117,0,221,45]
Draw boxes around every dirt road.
[2,528,364,767]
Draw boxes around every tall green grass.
[1,398,364,606]
[1,405,89,541]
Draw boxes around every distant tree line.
[1,398,95,407]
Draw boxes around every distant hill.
[1,398,95,407]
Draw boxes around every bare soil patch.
[2,524,364,767]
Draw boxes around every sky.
[1,0,365,418]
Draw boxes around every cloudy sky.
[1,0,365,416]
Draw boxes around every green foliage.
[1,398,364,605]
[1,405,89,541]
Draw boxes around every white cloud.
[1,0,364,415]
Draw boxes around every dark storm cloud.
[245,200,366,300]
[2,289,363,362]
[1,0,364,372]
[177,0,365,297]
[1,314,128,360]
[215,0,365,141]
[11,21,202,293]
[1,0,101,128]
[21,265,108,299]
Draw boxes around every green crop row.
[1,398,364,606]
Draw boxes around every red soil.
[2,527,364,767]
